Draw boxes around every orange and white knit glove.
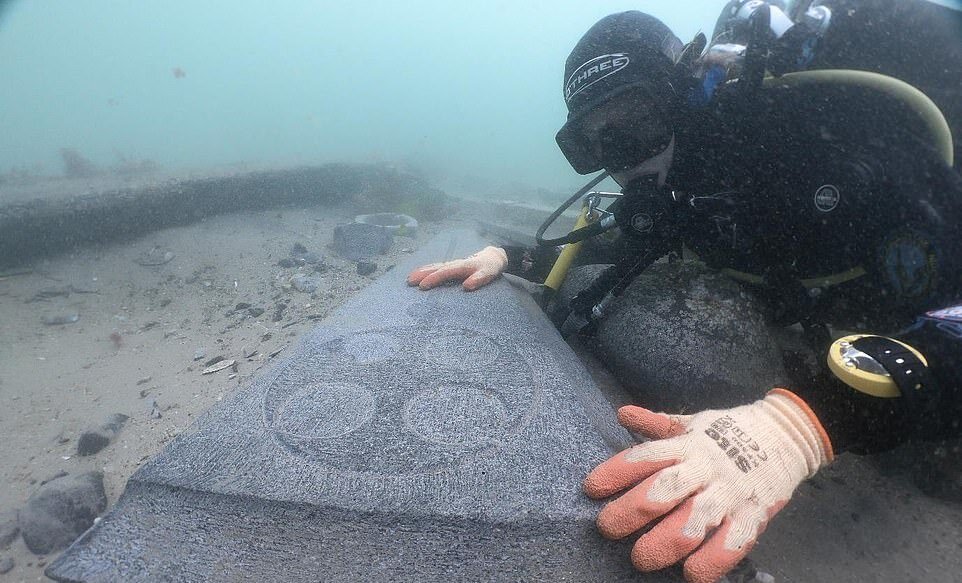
[407,246,508,291]
[585,389,834,583]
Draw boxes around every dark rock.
[0,557,12,574]
[234,302,252,311]
[332,222,393,260]
[277,258,296,268]
[76,431,109,457]
[291,242,307,255]
[356,261,377,276]
[19,472,107,555]
[0,511,18,549]
[247,307,265,318]
[77,414,129,456]
[272,303,287,322]
[557,262,787,411]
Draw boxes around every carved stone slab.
[47,229,678,582]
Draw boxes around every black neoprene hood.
[556,11,684,173]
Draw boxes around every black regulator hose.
[536,172,610,247]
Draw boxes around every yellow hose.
[544,207,593,292]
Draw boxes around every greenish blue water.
[0,0,721,193]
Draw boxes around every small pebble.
[290,274,320,294]
[193,348,206,361]
[356,261,377,276]
[42,313,79,326]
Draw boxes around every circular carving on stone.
[262,326,540,475]
[273,383,375,439]
[343,333,398,364]
[402,385,509,446]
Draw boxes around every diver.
[408,3,962,583]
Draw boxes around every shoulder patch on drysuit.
[923,304,962,340]
[879,231,940,301]
[926,304,962,323]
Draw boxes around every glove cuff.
[766,388,835,471]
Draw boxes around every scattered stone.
[42,313,79,326]
[134,247,175,266]
[234,302,252,311]
[0,557,13,574]
[290,274,320,294]
[272,303,287,322]
[136,376,151,386]
[0,511,19,549]
[139,388,151,398]
[291,242,308,255]
[247,307,265,318]
[202,359,236,375]
[260,333,272,342]
[204,355,225,367]
[145,399,162,419]
[139,321,160,332]
[159,298,172,307]
[332,222,393,260]
[76,414,129,457]
[356,261,377,276]
[193,348,206,361]
[268,347,284,358]
[242,347,258,359]
[277,258,296,268]
[19,472,107,555]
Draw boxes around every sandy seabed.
[0,196,960,582]
[0,203,456,581]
